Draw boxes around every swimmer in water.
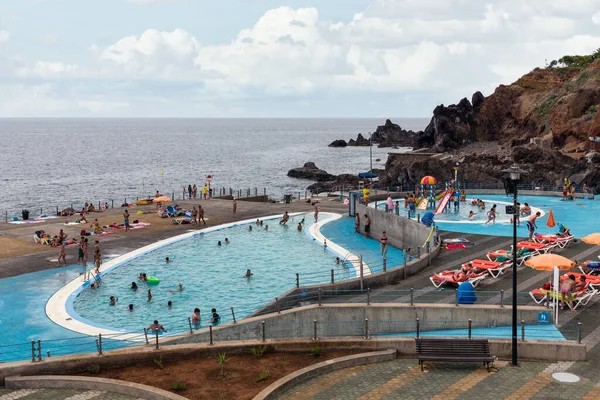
[109,296,117,306]
[225,238,230,245]
[244,269,253,278]
[297,223,302,231]
[128,304,134,311]
[265,224,269,231]
[147,288,152,301]
[335,257,341,265]
[168,283,184,292]
[165,257,170,263]
[467,211,477,219]
[218,241,222,246]
[191,308,201,323]
[167,300,173,308]
[130,282,138,290]
[248,225,253,232]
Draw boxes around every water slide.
[417,197,428,210]
[434,190,454,214]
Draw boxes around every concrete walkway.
[0,388,142,400]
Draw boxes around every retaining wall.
[165,303,545,345]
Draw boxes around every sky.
[0,0,600,117]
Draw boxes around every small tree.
[217,352,228,377]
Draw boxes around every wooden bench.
[415,338,496,372]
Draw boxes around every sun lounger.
[462,259,512,278]
[486,248,532,266]
[529,286,597,309]
[516,241,556,256]
[534,229,573,249]
[172,218,192,225]
[578,260,600,276]
[430,269,487,288]
[561,273,600,291]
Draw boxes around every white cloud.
[0,30,9,45]
[3,0,600,116]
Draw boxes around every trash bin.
[284,194,292,204]
[22,209,30,220]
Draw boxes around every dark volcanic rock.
[348,133,370,146]
[346,120,420,148]
[287,162,336,181]
[328,139,348,147]
[472,91,485,108]
[416,98,478,152]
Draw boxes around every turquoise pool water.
[377,194,600,237]
[320,216,406,273]
[72,214,352,333]
[375,323,566,341]
[0,265,91,361]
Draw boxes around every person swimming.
[467,211,476,219]
[264,224,269,231]
[128,304,134,311]
[297,223,302,231]
[248,225,253,232]
[244,269,253,278]
[147,288,152,301]
[225,238,230,244]
[165,257,170,263]
[168,283,184,292]
[109,296,117,306]
[218,241,222,246]
[191,308,201,323]
[335,257,341,265]
[130,282,138,290]
[167,300,173,308]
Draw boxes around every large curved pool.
[71,214,353,333]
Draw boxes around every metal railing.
[1,317,581,364]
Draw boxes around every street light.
[369,132,373,173]
[502,163,526,367]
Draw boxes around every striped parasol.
[420,176,437,185]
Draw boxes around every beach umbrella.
[153,196,171,203]
[546,208,556,228]
[582,233,600,245]
[420,176,437,185]
[524,254,575,271]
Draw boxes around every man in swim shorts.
[364,214,371,238]
[147,320,167,332]
[560,275,576,311]
[527,212,541,241]
[123,210,130,232]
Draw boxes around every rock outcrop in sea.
[329,119,420,148]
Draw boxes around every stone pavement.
[275,358,600,400]
[0,388,143,400]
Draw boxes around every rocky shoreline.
[289,55,600,192]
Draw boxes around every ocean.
[0,118,428,217]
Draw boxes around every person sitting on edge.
[280,211,289,225]
[147,320,167,332]
[211,308,220,324]
[244,269,253,278]
[191,308,201,324]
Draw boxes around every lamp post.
[502,164,525,367]
[369,132,373,173]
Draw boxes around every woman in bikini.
[380,231,388,258]
[354,214,360,234]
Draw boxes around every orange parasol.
[420,176,437,185]
[152,196,171,203]
[582,233,600,245]
[524,254,575,272]
[546,208,556,228]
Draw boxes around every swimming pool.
[67,213,354,334]
[376,194,599,237]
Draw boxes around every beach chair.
[33,234,40,244]
[529,286,596,309]
[172,218,192,225]
[462,259,512,279]
[516,241,556,256]
[578,260,600,276]
[430,269,487,288]
[486,248,532,266]
[562,273,600,292]
[534,229,573,249]
[529,288,550,305]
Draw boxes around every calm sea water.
[0,118,427,216]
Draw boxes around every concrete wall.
[166,303,546,345]
[356,203,432,252]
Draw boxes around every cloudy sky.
[1,0,599,117]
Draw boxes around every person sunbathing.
[453,265,470,282]
[578,260,600,275]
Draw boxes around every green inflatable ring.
[147,276,160,285]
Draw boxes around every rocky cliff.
[382,53,600,190]
[330,119,419,148]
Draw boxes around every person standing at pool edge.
[232,199,237,215]
[123,209,130,232]
[364,214,371,239]
[527,212,541,241]
[380,231,388,258]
